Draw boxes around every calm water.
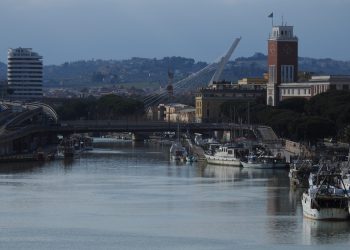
[0,139,349,250]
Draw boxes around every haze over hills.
[0,53,349,88]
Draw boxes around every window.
[269,65,276,83]
[281,65,294,83]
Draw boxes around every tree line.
[221,90,350,143]
[56,94,145,120]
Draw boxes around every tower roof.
[269,26,298,41]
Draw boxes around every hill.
[0,53,349,88]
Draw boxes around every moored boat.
[204,145,241,167]
[241,154,287,169]
[170,141,187,162]
[302,170,349,220]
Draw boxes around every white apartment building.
[279,75,350,101]
[8,48,43,100]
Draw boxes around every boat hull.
[302,193,349,220]
[171,155,185,162]
[241,161,287,169]
[204,154,241,167]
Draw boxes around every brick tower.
[266,25,298,106]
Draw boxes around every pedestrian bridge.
[56,120,253,134]
[0,100,278,145]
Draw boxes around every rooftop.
[8,47,42,58]
[269,25,298,41]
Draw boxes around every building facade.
[265,24,350,103]
[238,77,268,88]
[279,75,350,100]
[195,81,265,123]
[147,103,195,123]
[8,48,43,100]
[267,25,298,106]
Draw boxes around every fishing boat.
[302,169,349,220]
[204,145,241,167]
[241,153,287,169]
[170,141,187,162]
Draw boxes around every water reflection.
[203,164,242,182]
[0,161,45,174]
[0,141,349,249]
[302,218,350,245]
[289,187,305,211]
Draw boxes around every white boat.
[170,141,187,161]
[204,145,241,167]
[241,154,287,169]
[341,173,350,191]
[302,171,349,220]
[339,173,350,215]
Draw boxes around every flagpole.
[268,12,274,27]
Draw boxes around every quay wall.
[284,140,312,157]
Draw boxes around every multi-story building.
[279,75,350,101]
[266,24,350,103]
[7,48,43,100]
[195,81,265,123]
[266,25,298,106]
[238,77,268,88]
[147,103,195,123]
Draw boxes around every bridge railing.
[27,102,59,123]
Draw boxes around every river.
[0,139,349,249]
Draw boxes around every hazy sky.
[0,0,349,65]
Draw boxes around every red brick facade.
[268,40,298,85]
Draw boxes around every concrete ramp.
[256,126,279,142]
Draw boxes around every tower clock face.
[269,43,276,55]
[283,44,292,55]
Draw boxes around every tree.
[56,94,144,120]
[295,116,336,144]
[278,98,307,113]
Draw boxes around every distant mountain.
[42,57,208,88]
[299,57,350,75]
[0,53,349,88]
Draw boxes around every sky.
[0,0,349,65]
